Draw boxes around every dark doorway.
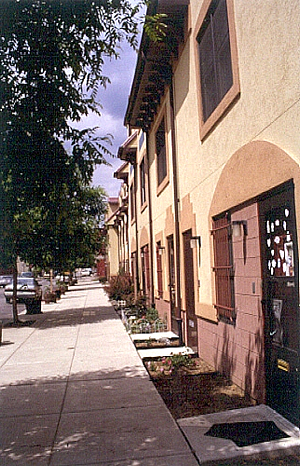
[183,230,198,352]
[167,235,177,334]
[259,182,300,425]
[141,245,150,299]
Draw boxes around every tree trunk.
[50,269,53,293]
[12,261,19,324]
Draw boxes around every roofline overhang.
[114,161,129,181]
[124,0,189,131]
[117,130,138,163]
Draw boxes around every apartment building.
[104,171,130,281]
[112,0,300,425]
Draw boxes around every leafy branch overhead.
[144,13,168,42]
[0,0,144,276]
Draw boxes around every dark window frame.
[141,245,150,297]
[211,213,236,324]
[156,242,163,299]
[140,156,147,208]
[155,116,168,191]
[195,0,240,140]
[130,180,136,222]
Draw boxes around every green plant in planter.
[145,307,159,323]
[44,287,57,303]
[58,282,68,294]
[155,353,195,375]
[147,360,157,372]
[133,295,147,317]
[169,353,195,371]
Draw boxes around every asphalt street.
[0,287,26,322]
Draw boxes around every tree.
[0,0,144,323]
[0,0,142,197]
[17,185,107,273]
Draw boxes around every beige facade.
[114,0,300,425]
[105,198,119,279]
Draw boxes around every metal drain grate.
[204,421,290,447]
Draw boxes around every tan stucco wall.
[107,227,119,277]
[172,0,300,321]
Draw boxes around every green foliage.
[147,353,195,376]
[144,13,167,42]
[167,353,194,371]
[0,0,142,271]
[145,307,159,323]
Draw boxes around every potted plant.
[44,286,57,303]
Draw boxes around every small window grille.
[211,214,236,323]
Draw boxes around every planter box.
[44,292,57,303]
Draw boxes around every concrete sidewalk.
[0,281,198,465]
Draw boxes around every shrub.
[145,307,159,323]
[105,271,134,305]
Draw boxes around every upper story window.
[140,157,147,207]
[155,117,167,188]
[130,181,136,222]
[139,131,145,151]
[196,0,240,139]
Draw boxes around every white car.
[0,275,13,287]
[80,268,93,276]
[4,277,42,314]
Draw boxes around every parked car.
[81,268,93,276]
[55,273,70,283]
[4,277,42,314]
[20,271,34,278]
[0,275,13,287]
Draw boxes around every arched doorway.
[209,141,300,424]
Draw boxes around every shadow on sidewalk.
[0,366,165,466]
[35,305,119,331]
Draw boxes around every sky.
[85,41,139,198]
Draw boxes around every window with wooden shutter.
[130,181,135,222]
[140,157,147,207]
[211,214,236,323]
[156,242,163,298]
[198,0,232,122]
[195,0,240,139]
[156,117,167,187]
[141,245,150,297]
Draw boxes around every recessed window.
[196,0,240,139]
[141,245,150,297]
[156,242,163,299]
[211,213,236,324]
[155,117,167,187]
[140,157,147,207]
[130,181,136,222]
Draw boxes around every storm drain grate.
[204,421,290,447]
